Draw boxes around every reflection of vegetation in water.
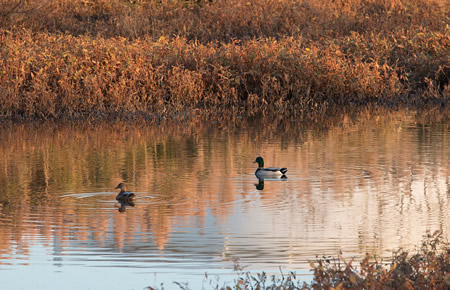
[0,110,448,253]
[0,110,448,200]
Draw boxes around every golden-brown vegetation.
[0,0,448,121]
[216,232,450,289]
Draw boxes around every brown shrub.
[0,0,448,121]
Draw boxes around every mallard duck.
[115,183,136,204]
[254,156,287,178]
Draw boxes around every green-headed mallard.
[115,183,136,204]
[254,156,287,178]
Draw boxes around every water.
[0,111,448,289]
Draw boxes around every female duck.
[115,183,136,204]
[254,156,287,178]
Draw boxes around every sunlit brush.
[254,156,287,178]
[114,183,136,205]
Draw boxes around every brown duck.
[114,183,136,204]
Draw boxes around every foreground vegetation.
[158,232,450,289]
[0,0,448,121]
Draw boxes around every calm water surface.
[0,111,448,289]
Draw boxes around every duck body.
[116,191,136,203]
[255,167,288,177]
[254,156,287,178]
[115,183,136,204]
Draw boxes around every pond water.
[0,111,448,289]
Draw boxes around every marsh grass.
[0,0,448,121]
[150,231,449,289]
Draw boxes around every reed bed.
[0,0,448,121]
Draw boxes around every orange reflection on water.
[0,111,448,272]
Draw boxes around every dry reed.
[164,232,450,289]
[0,0,448,121]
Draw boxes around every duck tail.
[280,168,288,175]
[127,193,136,202]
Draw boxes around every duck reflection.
[116,200,135,213]
[254,176,287,191]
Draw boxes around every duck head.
[254,156,264,168]
[115,183,126,191]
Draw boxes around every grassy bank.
[0,0,448,121]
